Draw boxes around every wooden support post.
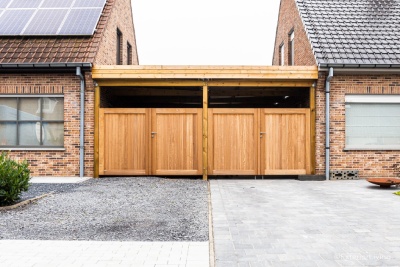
[310,84,316,175]
[202,83,208,181]
[94,85,100,178]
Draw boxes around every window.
[279,43,284,66]
[288,31,294,65]
[127,42,132,65]
[345,95,400,150]
[0,96,64,148]
[117,28,123,65]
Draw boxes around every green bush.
[0,152,31,206]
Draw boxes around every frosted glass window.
[42,122,64,146]
[0,122,17,146]
[0,98,17,120]
[345,102,400,149]
[0,96,64,148]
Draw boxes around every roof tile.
[296,0,400,65]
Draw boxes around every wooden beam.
[92,65,319,81]
[95,80,315,88]
[310,85,316,175]
[202,83,208,181]
[94,85,100,178]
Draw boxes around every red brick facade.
[272,0,315,66]
[316,74,400,178]
[275,0,400,178]
[0,0,137,177]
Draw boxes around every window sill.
[0,148,66,151]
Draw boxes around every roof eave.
[319,63,400,73]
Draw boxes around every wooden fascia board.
[92,65,318,82]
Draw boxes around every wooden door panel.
[99,108,149,175]
[208,109,258,175]
[152,108,202,175]
[261,109,310,175]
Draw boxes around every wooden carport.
[92,66,318,180]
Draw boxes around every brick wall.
[95,0,139,65]
[272,0,316,66]
[316,73,400,178]
[0,72,95,177]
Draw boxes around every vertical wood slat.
[99,108,149,175]
[208,108,258,175]
[151,108,202,175]
[260,109,311,175]
[202,84,208,180]
[94,85,100,178]
[310,85,316,174]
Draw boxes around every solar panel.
[9,0,41,8]
[73,0,106,8]
[41,0,74,8]
[0,9,35,35]
[23,9,68,35]
[0,0,11,8]
[0,0,106,36]
[58,8,103,35]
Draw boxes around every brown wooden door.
[151,108,202,175]
[99,108,150,175]
[208,108,259,175]
[260,109,311,175]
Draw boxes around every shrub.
[0,152,31,206]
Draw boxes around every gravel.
[0,177,209,241]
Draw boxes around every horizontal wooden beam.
[92,65,318,81]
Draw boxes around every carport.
[92,66,318,180]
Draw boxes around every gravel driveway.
[0,177,209,242]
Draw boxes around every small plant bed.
[0,152,31,207]
[367,178,400,188]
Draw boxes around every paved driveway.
[210,179,400,267]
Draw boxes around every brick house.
[273,0,400,179]
[0,0,138,177]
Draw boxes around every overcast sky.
[131,0,281,65]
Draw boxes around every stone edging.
[0,192,54,211]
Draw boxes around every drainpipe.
[325,67,334,180]
[76,67,85,178]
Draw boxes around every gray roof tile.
[296,0,400,65]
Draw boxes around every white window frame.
[345,95,400,150]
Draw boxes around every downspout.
[325,67,334,180]
[76,67,85,178]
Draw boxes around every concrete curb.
[208,181,215,267]
[0,192,54,211]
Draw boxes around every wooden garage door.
[99,108,150,175]
[260,109,311,175]
[208,109,258,175]
[152,108,202,175]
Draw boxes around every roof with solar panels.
[0,0,111,63]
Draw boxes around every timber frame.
[92,66,318,180]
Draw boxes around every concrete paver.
[0,240,209,267]
[210,179,400,267]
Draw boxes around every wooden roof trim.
[92,65,318,80]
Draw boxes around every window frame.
[127,41,132,65]
[345,95,400,150]
[0,95,65,150]
[279,43,284,66]
[116,28,123,65]
[288,30,294,66]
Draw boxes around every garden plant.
[0,152,30,206]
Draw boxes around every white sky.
[131,0,281,65]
